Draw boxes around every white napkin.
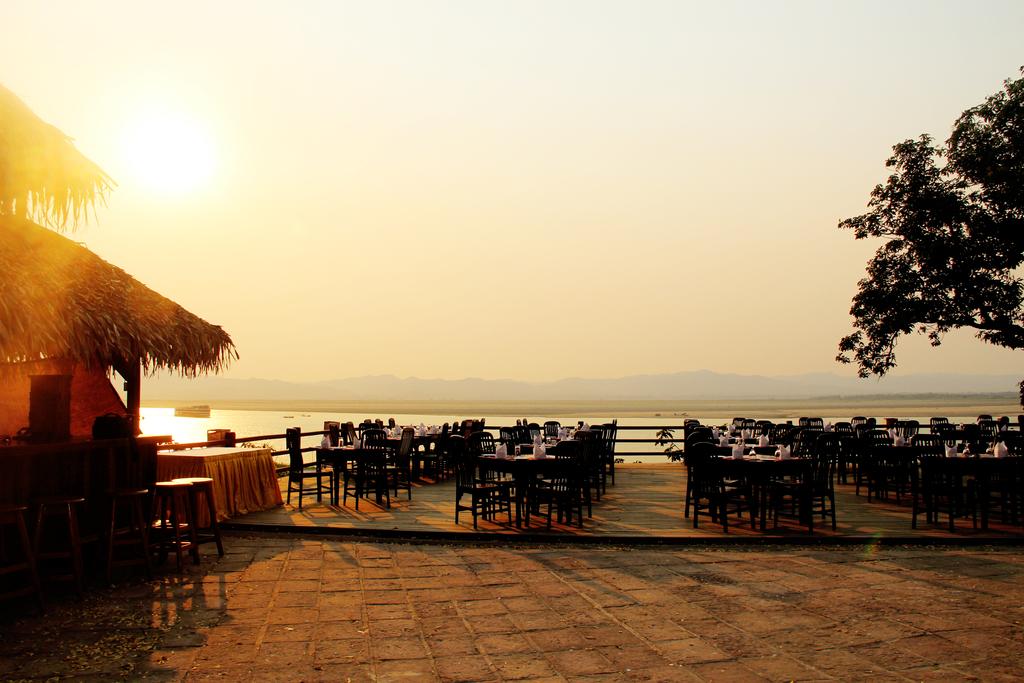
[495,444,507,458]
[712,426,720,439]
[777,445,791,460]
[582,422,590,431]
[994,441,1009,458]
[894,435,906,447]
[320,435,330,448]
[888,428,897,440]
[353,436,361,448]
[719,435,730,447]
[535,444,546,459]
[944,445,958,458]
[758,435,769,447]
[731,443,745,459]
[534,434,543,447]
[824,422,833,432]
[418,423,426,437]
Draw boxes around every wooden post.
[124,360,141,435]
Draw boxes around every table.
[157,446,283,525]
[317,447,395,506]
[392,433,440,479]
[714,451,811,530]
[477,454,573,528]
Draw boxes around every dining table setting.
[706,443,812,530]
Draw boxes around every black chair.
[754,420,774,437]
[341,422,357,446]
[894,420,920,440]
[438,422,455,478]
[770,434,838,533]
[959,423,983,453]
[527,423,542,443]
[419,424,445,480]
[388,427,415,500]
[769,423,795,445]
[929,417,950,430]
[342,428,390,510]
[599,421,618,487]
[831,423,854,482]
[581,427,606,499]
[468,431,497,455]
[931,421,957,443]
[686,442,755,532]
[574,429,602,512]
[833,422,854,435]
[911,434,945,455]
[685,427,714,449]
[683,422,705,440]
[451,436,511,529]
[792,429,822,458]
[912,454,975,531]
[860,428,897,502]
[324,421,341,446]
[285,427,331,510]
[499,427,517,449]
[808,434,840,531]
[528,444,586,529]
[682,429,716,519]
[543,421,561,439]
[977,454,1021,528]
[979,419,999,443]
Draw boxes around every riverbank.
[143,394,1021,420]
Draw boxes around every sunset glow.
[120,110,215,195]
[4,1,1022,384]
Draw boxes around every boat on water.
[174,404,211,418]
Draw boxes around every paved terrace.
[232,463,1024,540]
[1,536,1023,681]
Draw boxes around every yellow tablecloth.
[157,447,283,524]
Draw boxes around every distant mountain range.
[142,370,1021,402]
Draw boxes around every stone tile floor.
[1,534,1023,681]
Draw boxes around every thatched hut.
[0,214,236,439]
[0,84,234,441]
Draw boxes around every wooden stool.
[0,504,43,611]
[151,481,198,571]
[172,477,224,557]
[106,488,153,583]
[33,496,86,596]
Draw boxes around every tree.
[837,69,1024,405]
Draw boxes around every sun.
[121,110,216,195]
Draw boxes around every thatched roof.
[0,84,114,230]
[0,214,236,375]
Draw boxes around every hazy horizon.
[4,1,1023,383]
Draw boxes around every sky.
[2,1,1023,383]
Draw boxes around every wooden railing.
[154,422,690,475]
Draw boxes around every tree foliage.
[838,69,1024,401]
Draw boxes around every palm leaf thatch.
[0,84,114,230]
[0,214,236,375]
